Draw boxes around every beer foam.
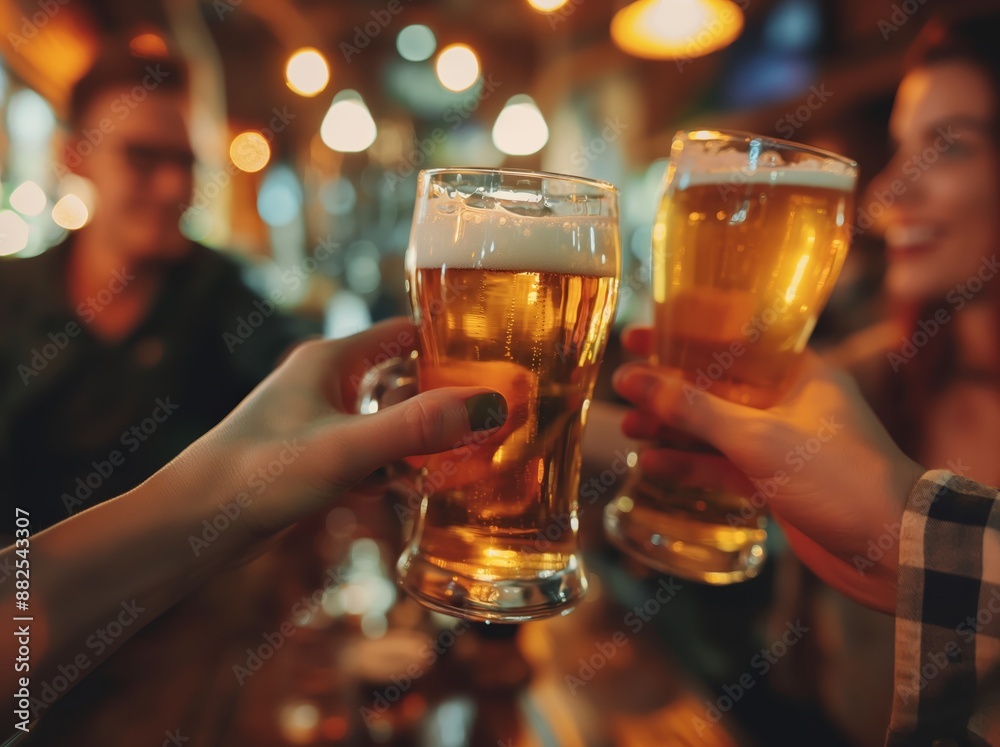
[676,148,856,192]
[410,209,619,277]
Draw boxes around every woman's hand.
[612,327,924,613]
[186,317,506,544]
[4,318,506,706]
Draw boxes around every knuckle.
[403,396,447,446]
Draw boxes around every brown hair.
[874,4,1000,458]
[68,47,189,130]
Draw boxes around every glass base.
[603,489,767,585]
[395,548,587,623]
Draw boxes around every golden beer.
[398,169,620,621]
[654,179,854,406]
[605,131,857,584]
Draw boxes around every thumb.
[329,389,508,483]
[612,363,753,453]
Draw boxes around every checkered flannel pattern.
[887,470,1000,747]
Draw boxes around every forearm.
[1,438,243,707]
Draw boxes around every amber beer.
[605,131,857,584]
[654,175,855,407]
[397,169,620,622]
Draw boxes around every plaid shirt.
[888,470,1000,747]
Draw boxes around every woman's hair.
[905,5,1000,97]
[874,4,1000,458]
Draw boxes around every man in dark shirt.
[0,49,314,538]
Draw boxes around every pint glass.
[604,131,857,583]
[398,168,620,621]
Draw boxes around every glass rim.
[673,129,858,171]
[419,167,619,195]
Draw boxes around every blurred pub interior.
[0,0,978,745]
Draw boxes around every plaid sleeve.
[887,470,1000,747]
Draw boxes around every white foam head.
[409,201,619,277]
[675,145,857,192]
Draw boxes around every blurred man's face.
[69,88,194,262]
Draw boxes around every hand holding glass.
[604,130,857,584]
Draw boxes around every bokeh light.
[129,33,168,57]
[51,195,89,230]
[435,44,480,93]
[6,90,55,147]
[492,95,549,156]
[257,165,303,227]
[0,211,30,255]
[527,0,570,11]
[325,291,373,339]
[320,91,377,153]
[9,181,46,216]
[279,701,320,744]
[319,177,357,216]
[229,131,271,173]
[285,47,330,97]
[611,0,743,60]
[397,25,436,62]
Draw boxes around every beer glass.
[604,130,857,584]
[396,168,620,621]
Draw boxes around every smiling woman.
[787,6,1000,744]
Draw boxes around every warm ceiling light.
[320,91,377,153]
[9,181,46,216]
[229,131,270,173]
[611,0,744,60]
[129,33,168,57]
[527,0,570,11]
[435,44,480,93]
[0,211,29,255]
[285,48,330,97]
[492,95,549,156]
[52,195,89,230]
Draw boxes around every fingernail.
[465,393,508,432]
